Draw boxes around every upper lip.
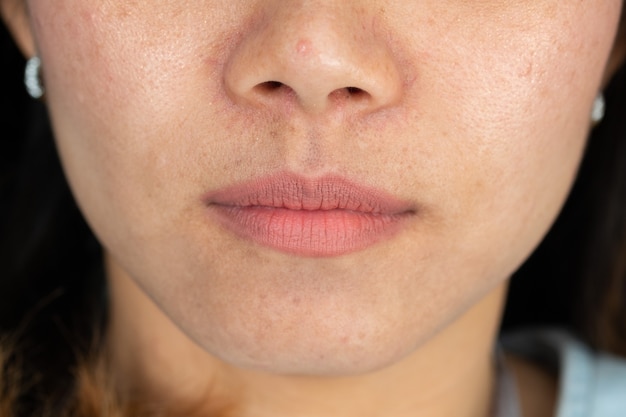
[205,172,415,215]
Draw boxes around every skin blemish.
[520,61,534,79]
[295,39,314,56]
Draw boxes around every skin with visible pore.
[1,1,624,416]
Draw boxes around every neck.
[106,255,506,417]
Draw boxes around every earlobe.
[0,0,36,58]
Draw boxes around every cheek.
[390,2,619,278]
[29,1,235,242]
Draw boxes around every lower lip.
[211,205,407,257]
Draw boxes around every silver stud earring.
[24,56,45,99]
[591,94,605,125]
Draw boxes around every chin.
[183,300,441,377]
[208,335,417,377]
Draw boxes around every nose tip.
[224,6,404,115]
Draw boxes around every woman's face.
[10,0,623,374]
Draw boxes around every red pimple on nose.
[295,39,314,56]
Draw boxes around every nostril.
[259,81,285,91]
[250,82,373,110]
[329,86,371,105]
[253,81,297,100]
[346,86,365,96]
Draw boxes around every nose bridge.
[224,1,403,114]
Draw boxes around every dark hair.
[1,12,626,413]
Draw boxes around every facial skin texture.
[2,0,624,415]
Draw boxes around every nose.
[224,2,404,115]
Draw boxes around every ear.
[1,0,36,57]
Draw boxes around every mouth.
[204,173,415,257]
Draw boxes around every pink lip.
[204,173,414,257]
